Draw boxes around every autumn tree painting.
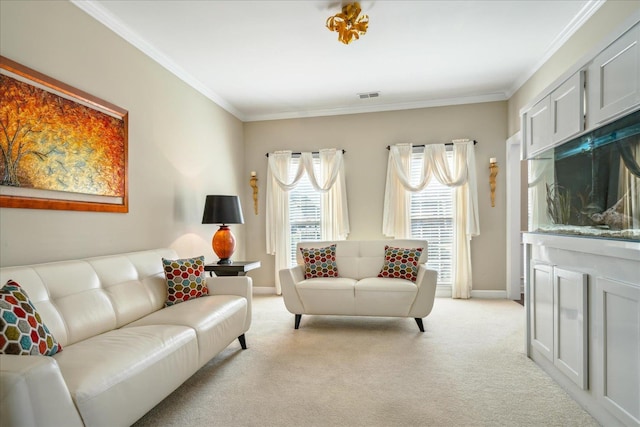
[0,73,125,197]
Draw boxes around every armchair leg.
[238,334,247,349]
[415,318,425,332]
[295,314,302,329]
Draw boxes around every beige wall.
[3,0,634,295]
[507,0,640,136]
[0,1,246,266]
[244,102,508,291]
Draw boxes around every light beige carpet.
[133,295,599,427]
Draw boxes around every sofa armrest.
[409,265,438,318]
[279,265,305,314]
[0,354,84,427]
[206,276,252,331]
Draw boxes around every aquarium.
[528,109,640,241]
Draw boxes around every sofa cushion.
[86,250,173,327]
[125,295,248,367]
[1,280,62,356]
[300,245,339,279]
[55,324,198,427]
[378,246,423,282]
[296,277,357,290]
[296,278,357,315]
[162,256,208,306]
[355,277,418,316]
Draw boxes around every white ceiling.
[72,0,604,122]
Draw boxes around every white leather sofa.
[279,240,437,331]
[0,248,252,427]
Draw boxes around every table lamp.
[202,195,244,264]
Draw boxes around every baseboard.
[471,290,508,299]
[436,285,509,299]
[253,286,278,295]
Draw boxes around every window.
[288,156,321,266]
[410,150,454,285]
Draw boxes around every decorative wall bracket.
[249,171,258,215]
[489,158,499,207]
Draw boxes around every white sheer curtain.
[382,140,479,299]
[266,149,349,294]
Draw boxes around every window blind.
[410,151,454,285]
[288,156,321,266]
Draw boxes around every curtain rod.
[385,140,477,150]
[265,149,346,157]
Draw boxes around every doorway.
[506,132,523,300]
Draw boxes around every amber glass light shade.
[202,195,244,265]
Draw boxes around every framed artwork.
[0,56,128,213]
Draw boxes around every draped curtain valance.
[266,149,349,294]
[382,140,479,299]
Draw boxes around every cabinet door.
[588,24,640,127]
[551,71,585,144]
[530,262,554,361]
[553,268,588,389]
[596,277,640,427]
[525,96,551,159]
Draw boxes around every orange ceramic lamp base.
[212,225,236,264]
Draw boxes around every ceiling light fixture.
[326,2,369,45]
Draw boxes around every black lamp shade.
[202,195,244,225]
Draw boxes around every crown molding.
[506,0,605,98]
[70,0,246,121]
[243,92,508,122]
[70,0,597,123]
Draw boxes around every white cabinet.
[530,261,588,389]
[524,233,640,427]
[523,71,584,158]
[551,71,585,144]
[521,21,640,160]
[588,23,640,127]
[554,267,588,390]
[596,277,640,427]
[530,262,554,360]
[524,96,551,158]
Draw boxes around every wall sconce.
[249,171,258,215]
[489,158,498,207]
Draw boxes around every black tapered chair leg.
[238,334,247,349]
[415,318,425,332]
[294,314,302,329]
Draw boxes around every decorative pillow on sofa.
[162,256,208,307]
[0,280,62,356]
[300,245,339,279]
[377,246,423,283]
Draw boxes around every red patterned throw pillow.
[162,256,208,306]
[0,280,62,356]
[377,246,423,282]
[300,245,339,279]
